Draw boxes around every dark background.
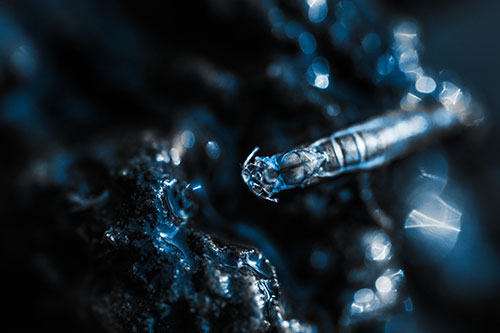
[2,0,500,332]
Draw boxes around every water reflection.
[415,76,436,94]
[205,140,221,159]
[349,268,404,316]
[310,248,329,270]
[405,193,462,258]
[438,81,472,117]
[306,0,328,24]
[400,92,422,110]
[362,33,381,54]
[375,269,404,304]
[351,288,378,314]
[307,57,331,89]
[375,275,392,293]
[298,32,317,54]
[376,54,395,76]
[364,231,392,262]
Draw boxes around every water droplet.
[362,33,381,53]
[415,76,436,94]
[330,21,349,45]
[298,32,317,54]
[365,231,392,262]
[375,276,392,293]
[285,21,303,39]
[307,0,328,24]
[170,148,181,166]
[376,54,395,76]
[313,74,329,89]
[393,21,418,46]
[206,140,220,159]
[398,49,419,73]
[310,249,328,270]
[156,150,170,163]
[400,92,422,110]
[162,180,195,221]
[354,288,374,303]
[325,104,340,117]
[181,130,195,148]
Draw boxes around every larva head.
[241,147,281,202]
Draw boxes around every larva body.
[242,106,475,202]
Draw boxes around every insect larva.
[241,105,481,202]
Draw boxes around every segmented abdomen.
[311,107,461,178]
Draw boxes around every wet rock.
[17,133,311,332]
